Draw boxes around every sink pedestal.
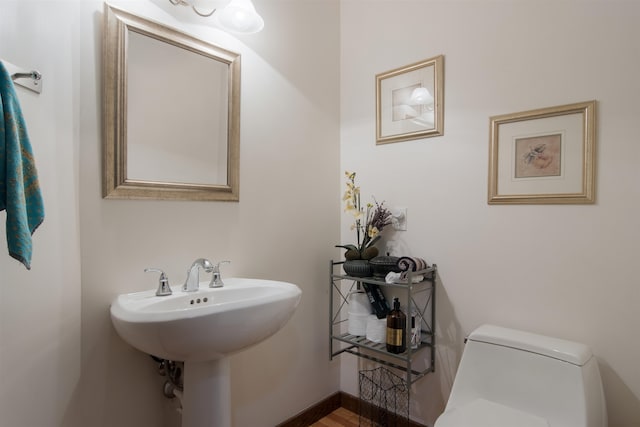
[182,359,231,427]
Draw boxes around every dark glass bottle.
[386,298,406,354]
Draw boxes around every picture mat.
[379,65,435,137]
[497,112,583,196]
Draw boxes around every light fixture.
[215,0,264,34]
[168,0,265,34]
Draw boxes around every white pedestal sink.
[110,278,302,427]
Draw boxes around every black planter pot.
[343,259,372,277]
[369,254,400,278]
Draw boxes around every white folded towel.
[385,271,424,284]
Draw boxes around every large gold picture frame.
[488,100,596,204]
[376,55,444,144]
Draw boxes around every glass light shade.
[192,0,217,7]
[409,87,433,105]
[216,0,264,34]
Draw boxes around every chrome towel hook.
[11,70,42,82]
[2,59,43,94]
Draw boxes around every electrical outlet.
[391,207,407,231]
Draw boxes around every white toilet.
[435,324,607,427]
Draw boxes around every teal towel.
[0,62,44,270]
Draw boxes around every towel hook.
[2,60,43,94]
[11,70,42,82]
[9,69,42,94]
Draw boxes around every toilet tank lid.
[468,324,593,366]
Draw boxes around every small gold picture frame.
[376,55,444,144]
[488,100,597,204]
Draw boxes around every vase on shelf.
[343,259,372,277]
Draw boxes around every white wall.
[0,2,82,426]
[1,0,341,426]
[340,1,640,426]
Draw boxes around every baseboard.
[276,392,341,427]
[276,391,427,427]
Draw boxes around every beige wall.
[340,1,640,426]
[1,0,340,426]
[4,1,639,426]
[0,2,82,427]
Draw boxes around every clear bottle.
[410,310,422,349]
[386,297,407,354]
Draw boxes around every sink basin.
[110,278,302,362]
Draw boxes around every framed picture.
[376,55,444,144]
[488,100,596,204]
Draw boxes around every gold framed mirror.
[103,4,240,201]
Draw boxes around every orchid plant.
[337,171,392,260]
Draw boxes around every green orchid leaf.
[335,244,358,251]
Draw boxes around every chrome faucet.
[209,261,230,288]
[183,258,214,292]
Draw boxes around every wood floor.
[309,407,360,427]
[276,392,423,427]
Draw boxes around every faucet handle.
[145,268,172,296]
[213,260,230,271]
[209,261,230,288]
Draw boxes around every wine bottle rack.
[329,260,436,386]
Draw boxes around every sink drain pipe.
[151,355,184,411]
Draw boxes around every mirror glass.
[103,4,240,201]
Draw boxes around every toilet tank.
[445,324,607,427]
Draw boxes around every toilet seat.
[435,398,550,427]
